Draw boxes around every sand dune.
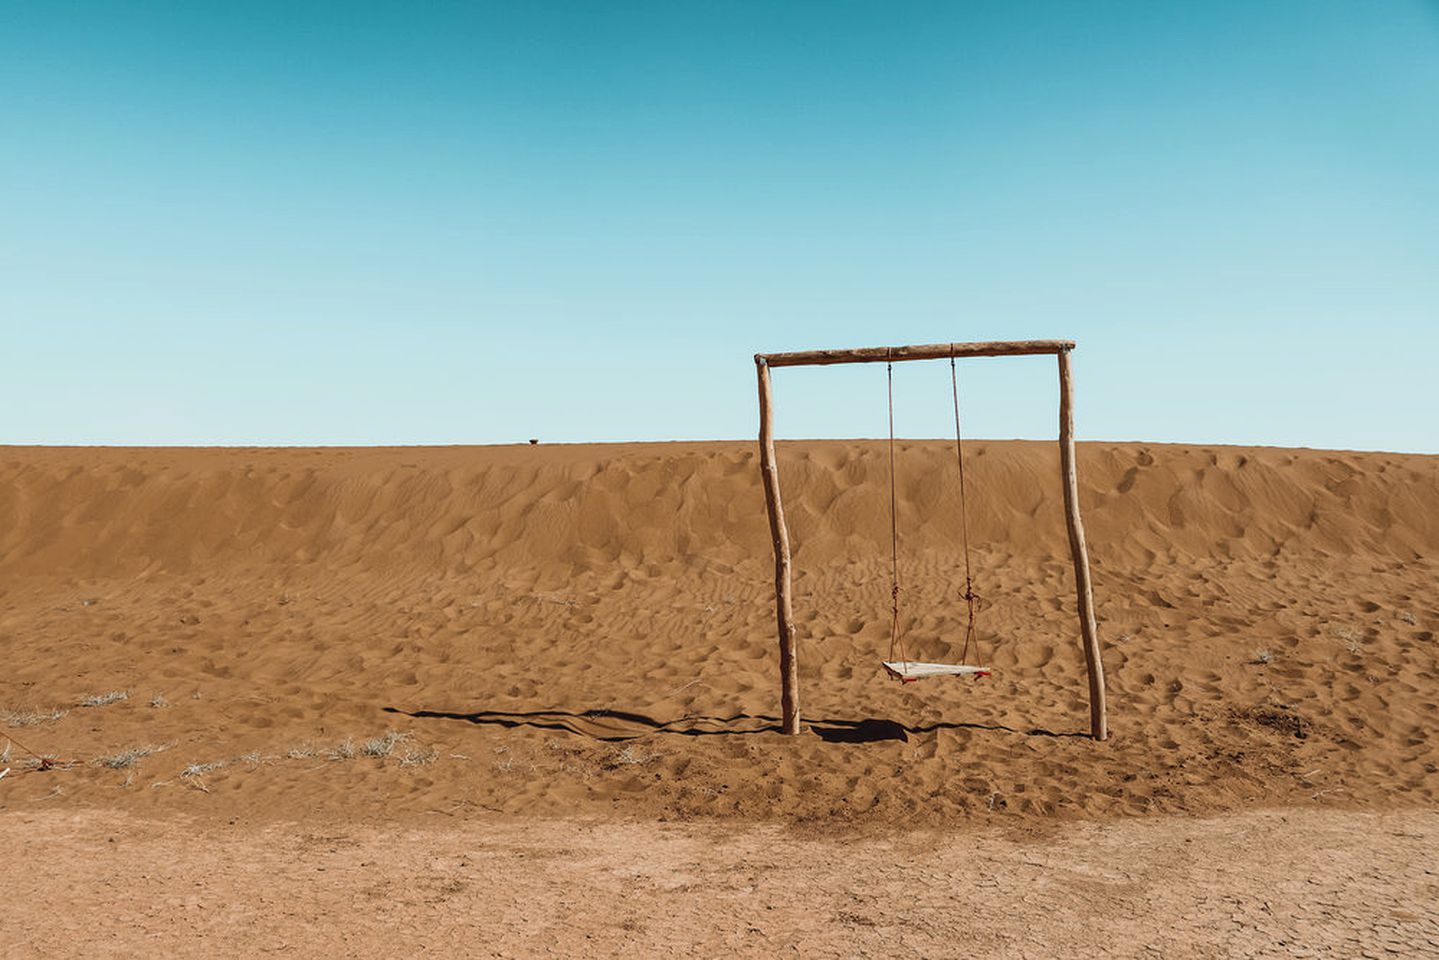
[0,441,1435,824]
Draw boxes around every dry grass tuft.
[181,761,224,779]
[178,760,225,792]
[2,707,68,727]
[96,743,168,769]
[602,744,652,770]
[398,747,438,767]
[361,731,408,758]
[303,733,431,765]
[78,690,129,708]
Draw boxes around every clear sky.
[3,2,1436,452]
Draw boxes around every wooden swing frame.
[754,339,1108,740]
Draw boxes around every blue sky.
[2,1,1436,451]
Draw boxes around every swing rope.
[950,347,986,669]
[886,353,908,666]
[884,346,987,674]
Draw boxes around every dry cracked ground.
[3,806,1437,959]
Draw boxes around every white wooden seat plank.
[882,660,992,682]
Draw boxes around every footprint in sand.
[1018,643,1055,670]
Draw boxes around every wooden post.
[756,357,800,734]
[1058,348,1108,741]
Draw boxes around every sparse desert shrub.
[604,745,651,769]
[2,708,67,727]
[361,731,408,758]
[78,691,129,708]
[177,760,225,792]
[398,747,438,767]
[95,743,167,769]
[181,761,224,779]
[329,737,356,761]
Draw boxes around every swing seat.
[883,660,992,683]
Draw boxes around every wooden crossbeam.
[756,338,1074,368]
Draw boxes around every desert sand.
[2,440,1436,955]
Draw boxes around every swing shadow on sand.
[384,706,1088,744]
